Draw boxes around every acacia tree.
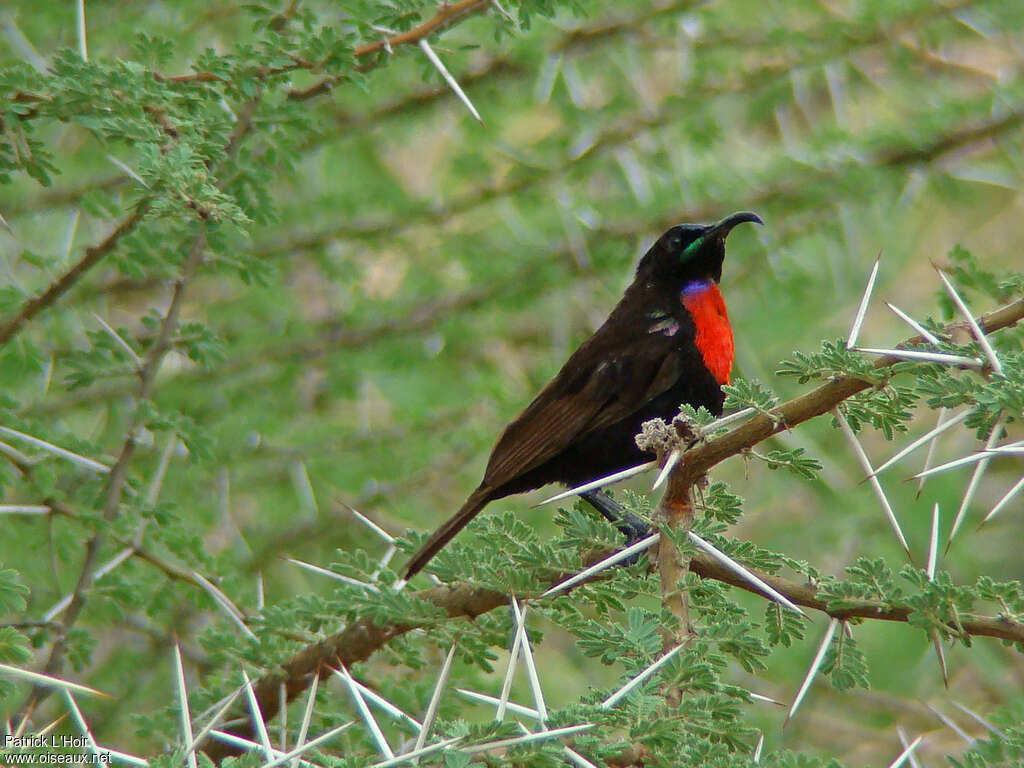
[0,1,1022,766]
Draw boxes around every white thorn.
[979,473,1024,528]
[495,602,525,721]
[369,737,462,767]
[76,0,87,60]
[371,543,398,582]
[455,689,540,720]
[352,679,421,732]
[896,727,923,768]
[936,269,1003,375]
[190,688,242,760]
[687,531,806,615]
[257,722,356,768]
[0,505,51,515]
[915,448,1006,478]
[700,407,756,436]
[192,571,257,639]
[834,409,911,557]
[786,618,839,725]
[412,643,456,753]
[241,669,274,761]
[601,643,686,708]
[927,704,975,744]
[652,450,680,491]
[871,409,970,478]
[929,624,950,687]
[753,732,765,763]
[927,504,940,580]
[562,745,600,768]
[418,39,483,124]
[0,425,109,474]
[207,731,316,767]
[885,302,941,344]
[349,507,395,543]
[63,691,101,759]
[887,735,924,768]
[542,533,660,598]
[748,692,785,706]
[535,461,658,507]
[848,254,881,348]
[291,461,318,515]
[62,209,80,264]
[146,435,177,507]
[853,347,982,368]
[105,155,150,189]
[918,408,949,495]
[44,548,133,621]
[950,700,1007,738]
[511,598,547,723]
[290,672,318,768]
[333,664,394,759]
[460,723,594,754]
[285,557,380,592]
[947,411,1006,551]
[92,312,143,368]
[94,745,149,766]
[0,663,107,698]
[172,643,198,768]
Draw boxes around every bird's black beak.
[706,211,763,239]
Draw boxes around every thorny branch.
[202,296,1024,762]
[0,0,498,350]
[4,1,705,219]
[0,203,148,346]
[14,239,208,724]
[203,540,1024,761]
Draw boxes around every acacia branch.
[14,239,207,724]
[0,203,148,346]
[202,538,1024,762]
[10,2,699,219]
[202,295,1024,761]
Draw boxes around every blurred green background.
[1,0,1022,764]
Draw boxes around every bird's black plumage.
[404,212,762,578]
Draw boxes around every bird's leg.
[580,490,652,546]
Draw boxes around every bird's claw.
[580,490,653,566]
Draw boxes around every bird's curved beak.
[707,211,763,239]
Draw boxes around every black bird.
[404,212,762,578]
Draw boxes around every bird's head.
[637,211,763,285]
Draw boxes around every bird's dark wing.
[480,320,685,490]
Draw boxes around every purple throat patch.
[681,279,714,299]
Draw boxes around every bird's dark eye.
[668,232,683,251]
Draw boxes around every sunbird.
[404,212,762,578]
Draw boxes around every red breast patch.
[681,282,734,385]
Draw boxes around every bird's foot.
[580,490,652,564]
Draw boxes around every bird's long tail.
[403,487,492,578]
